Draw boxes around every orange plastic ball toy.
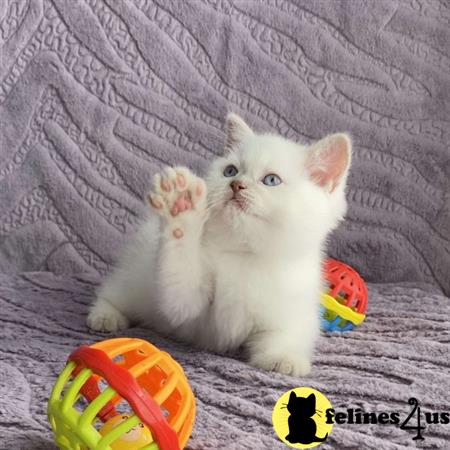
[48,338,195,450]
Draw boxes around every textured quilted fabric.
[0,0,449,293]
[0,0,450,449]
[1,273,450,449]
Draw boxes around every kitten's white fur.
[87,114,351,376]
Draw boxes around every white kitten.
[87,113,351,376]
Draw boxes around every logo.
[325,397,450,441]
[272,387,333,448]
[274,391,450,445]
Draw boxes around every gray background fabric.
[0,0,449,449]
[1,0,449,294]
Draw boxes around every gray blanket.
[1,0,449,449]
[1,273,450,449]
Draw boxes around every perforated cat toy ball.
[321,258,368,332]
[48,338,195,450]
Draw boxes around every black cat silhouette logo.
[273,387,333,448]
[285,392,328,444]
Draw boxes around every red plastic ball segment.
[323,258,368,315]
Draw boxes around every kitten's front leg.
[247,317,319,377]
[148,166,208,327]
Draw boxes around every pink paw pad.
[195,183,203,197]
[172,228,184,239]
[176,173,186,188]
[171,194,192,216]
[148,194,162,209]
[161,180,171,192]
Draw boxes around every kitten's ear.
[225,113,253,152]
[289,392,297,401]
[307,394,316,404]
[305,133,352,193]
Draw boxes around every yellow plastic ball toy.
[99,415,153,450]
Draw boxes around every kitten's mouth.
[228,196,248,210]
[225,195,265,221]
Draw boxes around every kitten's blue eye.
[262,173,282,186]
[223,164,238,177]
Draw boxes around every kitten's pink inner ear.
[225,113,253,151]
[306,134,351,193]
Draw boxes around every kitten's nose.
[230,180,246,193]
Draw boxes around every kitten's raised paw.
[87,299,129,332]
[250,353,312,377]
[147,167,206,226]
